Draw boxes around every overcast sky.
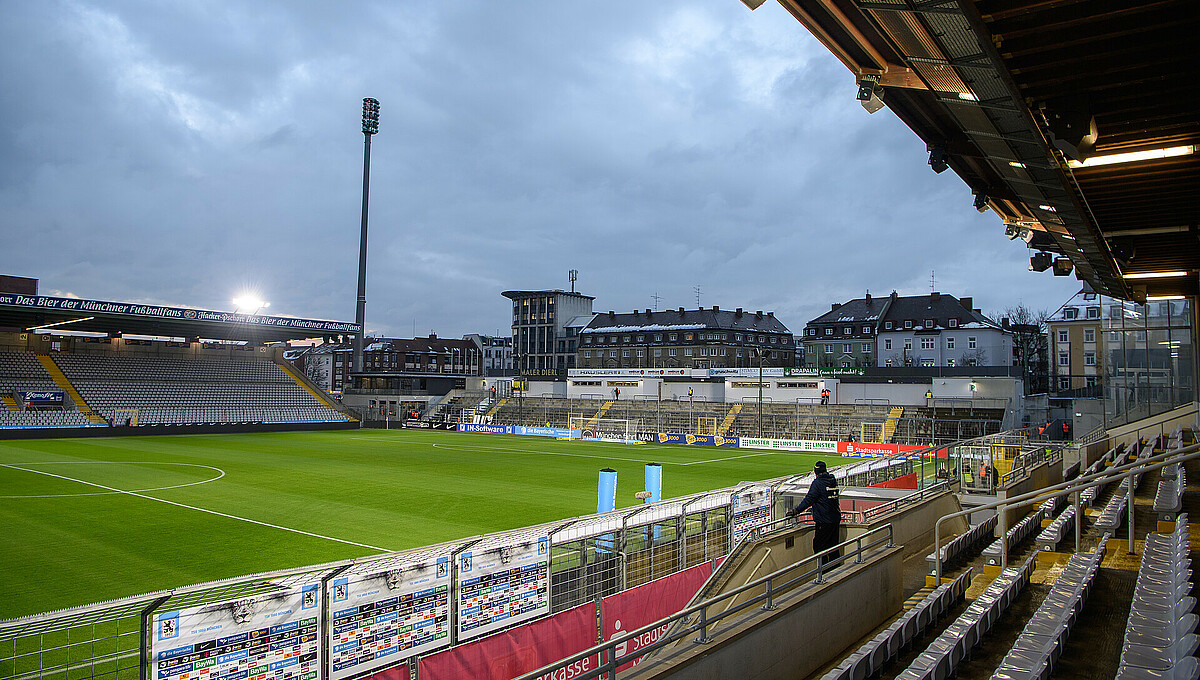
[0,1,1081,340]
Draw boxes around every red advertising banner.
[870,472,919,489]
[359,663,408,680]
[837,441,926,457]
[417,603,597,680]
[601,561,715,670]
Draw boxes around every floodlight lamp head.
[928,145,949,173]
[1029,251,1053,272]
[973,192,989,212]
[361,97,380,135]
[857,77,884,114]
[1052,257,1074,276]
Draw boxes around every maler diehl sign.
[0,294,360,333]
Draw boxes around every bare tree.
[996,304,1051,394]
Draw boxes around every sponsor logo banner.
[737,437,838,452]
[838,441,926,457]
[653,433,738,447]
[0,293,360,333]
[418,603,596,680]
[569,368,689,377]
[784,367,863,376]
[457,423,511,435]
[19,391,64,405]
[601,562,715,672]
[514,426,579,438]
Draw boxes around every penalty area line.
[0,463,391,553]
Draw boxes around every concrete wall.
[996,458,1063,528]
[631,548,904,680]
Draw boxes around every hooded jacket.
[793,471,841,524]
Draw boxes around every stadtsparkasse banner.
[837,441,925,457]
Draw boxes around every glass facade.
[1101,297,1193,427]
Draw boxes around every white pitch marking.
[0,461,226,499]
[0,463,391,552]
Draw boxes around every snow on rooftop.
[583,324,707,333]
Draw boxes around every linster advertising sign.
[738,437,839,453]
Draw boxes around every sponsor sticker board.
[731,487,774,544]
[456,537,551,641]
[329,559,452,679]
[152,585,321,680]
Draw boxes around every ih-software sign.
[654,433,738,447]
[457,423,512,434]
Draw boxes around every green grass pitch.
[0,429,831,620]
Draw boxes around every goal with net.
[568,416,642,443]
[114,408,139,426]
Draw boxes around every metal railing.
[515,524,896,680]
[931,440,1200,579]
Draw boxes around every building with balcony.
[502,289,595,379]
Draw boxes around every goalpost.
[568,416,641,442]
[114,408,139,426]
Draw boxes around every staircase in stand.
[586,401,615,429]
[35,355,107,424]
[882,406,904,442]
[717,403,743,436]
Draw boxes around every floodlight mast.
[354,98,380,378]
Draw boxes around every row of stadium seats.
[0,351,60,396]
[0,410,94,428]
[53,354,293,382]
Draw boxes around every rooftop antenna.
[651,292,662,311]
[930,270,936,293]
[568,269,578,293]
[694,285,702,307]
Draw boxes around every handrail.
[999,443,1066,486]
[932,440,1200,580]
[514,524,896,680]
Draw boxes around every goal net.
[697,417,718,436]
[114,408,139,426]
[569,416,636,442]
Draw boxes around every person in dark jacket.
[788,461,841,566]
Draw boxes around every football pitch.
[0,429,828,620]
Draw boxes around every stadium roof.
[755,0,1197,300]
[0,291,360,343]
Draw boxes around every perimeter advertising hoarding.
[0,293,360,333]
[837,441,926,457]
[513,426,578,438]
[18,391,64,405]
[455,537,551,642]
[731,487,773,544]
[152,584,321,680]
[328,559,452,680]
[653,433,738,447]
[737,437,839,453]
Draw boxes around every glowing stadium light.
[25,316,95,331]
[1067,145,1194,168]
[1122,271,1189,279]
[232,296,269,314]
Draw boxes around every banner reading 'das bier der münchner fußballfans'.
[653,433,739,447]
[152,584,321,680]
[328,559,452,679]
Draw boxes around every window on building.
[1059,351,1069,366]
[669,348,677,356]
[583,351,591,359]
[904,320,913,329]
[1057,329,1068,343]
[736,333,743,341]
[968,337,977,349]
[807,346,815,354]
[885,321,893,330]
[1085,375,1096,387]
[946,337,955,350]
[637,335,644,342]
[1059,376,1071,390]
[843,326,852,334]
[669,333,677,341]
[1084,329,1095,343]
[721,348,727,356]
[759,335,765,342]
[843,343,852,353]
[924,319,934,328]
[684,348,693,356]
[825,328,834,335]
[862,343,871,352]
[685,333,693,341]
[770,337,777,344]
[1083,293,1096,300]
[636,349,644,357]
[1084,351,1095,366]
[824,344,834,353]
[654,349,661,357]
[948,318,958,328]
[863,326,871,334]
[904,339,912,350]
[609,336,617,343]
[946,358,956,367]
[884,339,892,350]
[921,359,935,367]
[1064,308,1079,320]
[1086,307,1100,319]
[885,359,893,366]
[921,337,934,350]
[654,334,662,342]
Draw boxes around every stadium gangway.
[514,524,897,680]
[931,439,1200,579]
